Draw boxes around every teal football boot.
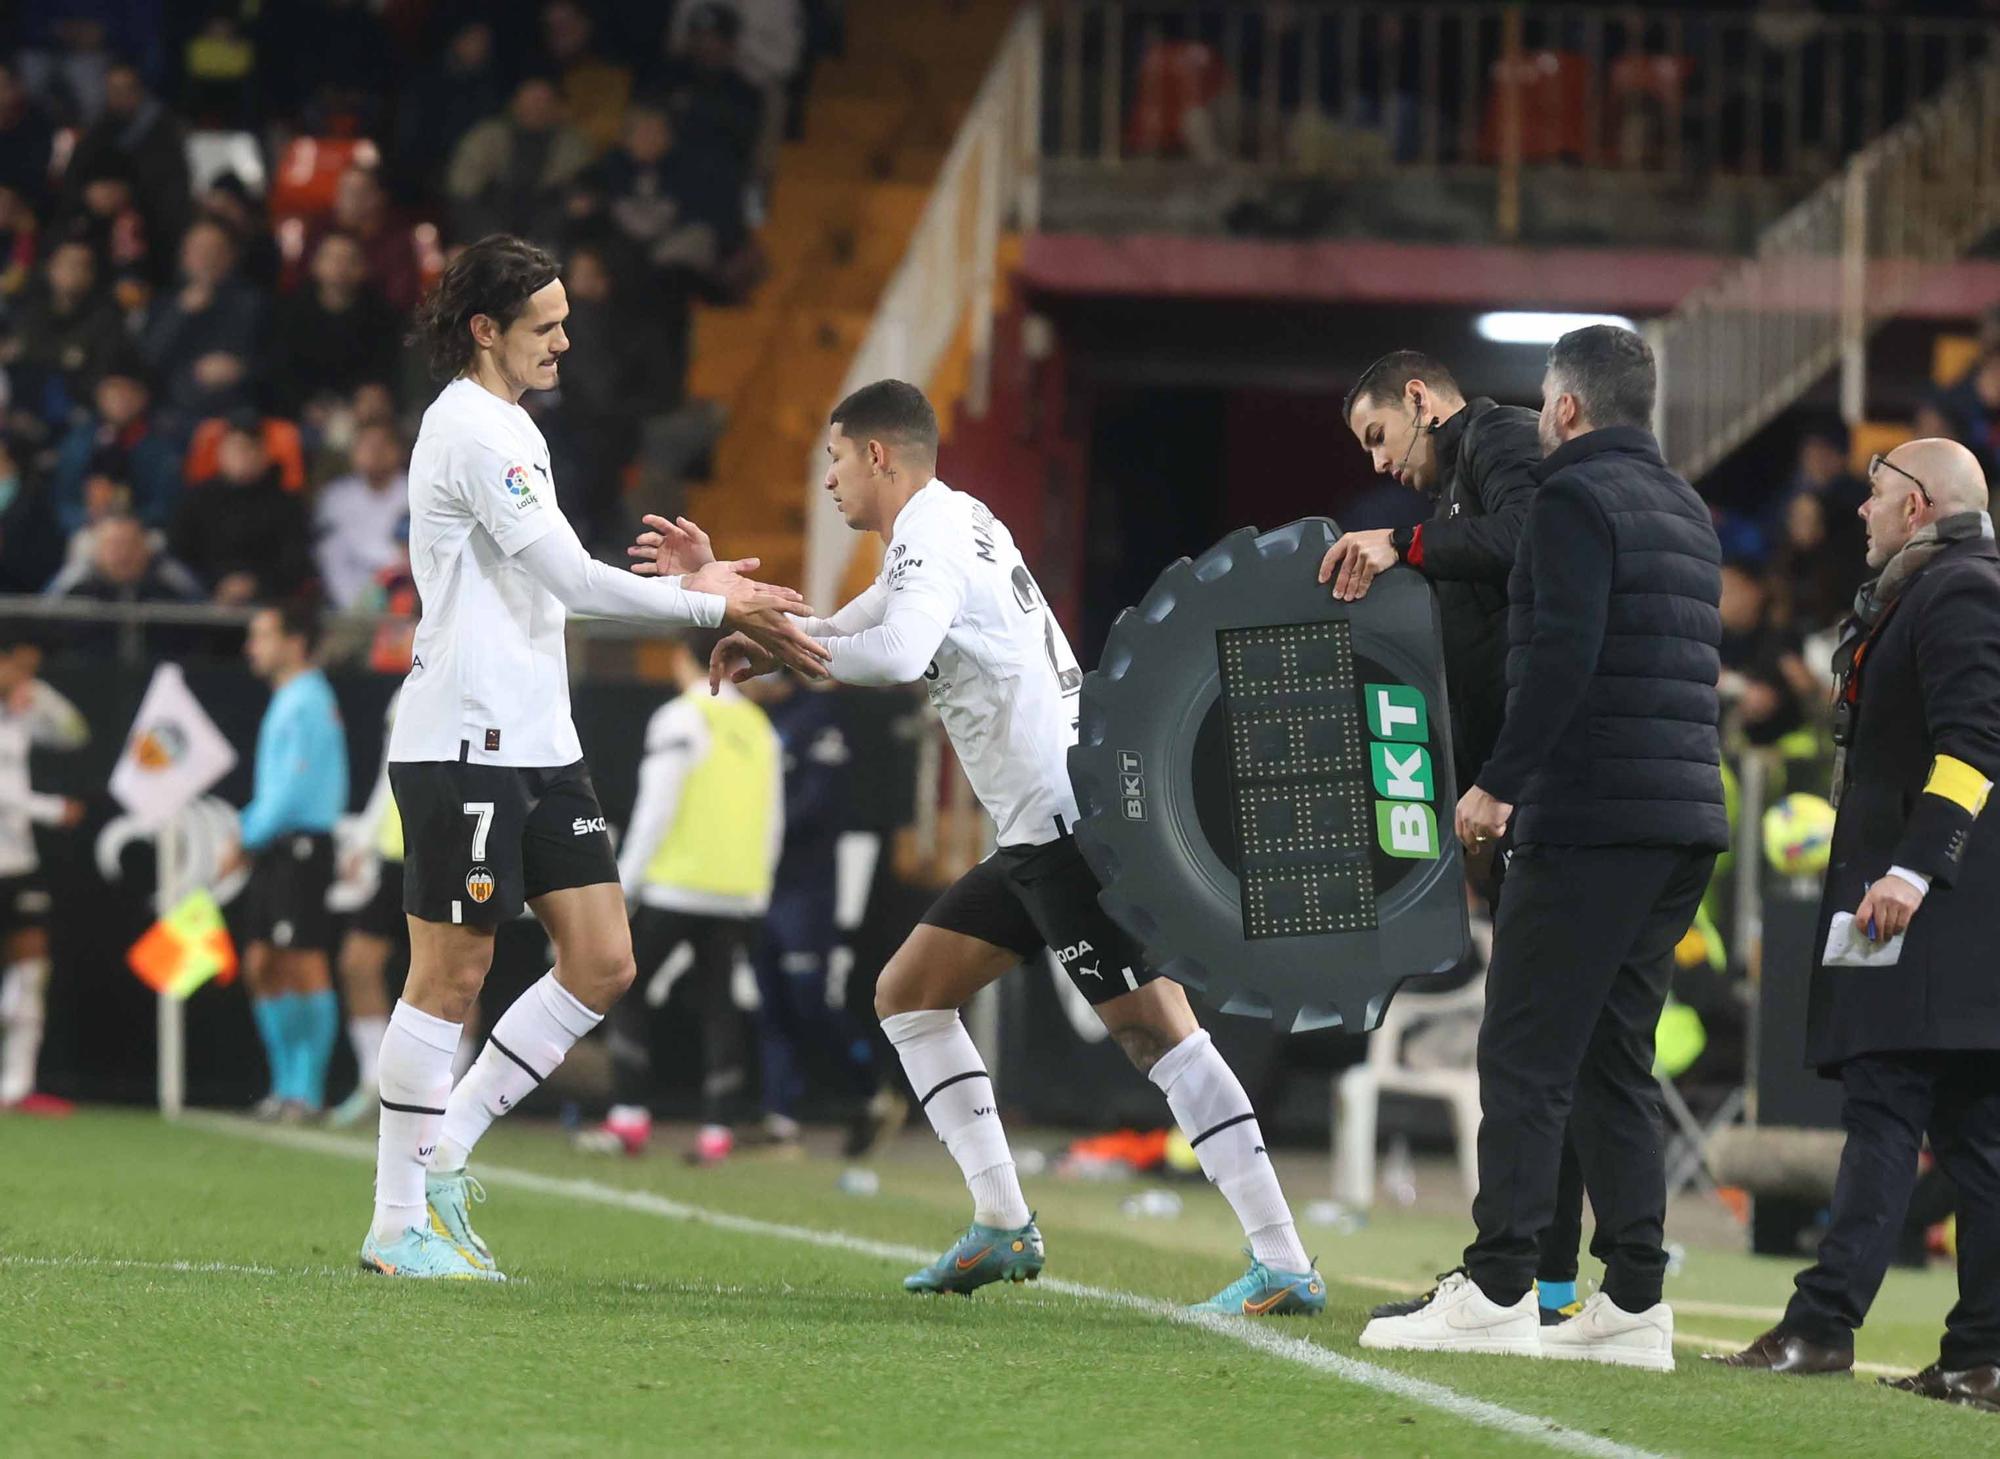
[359,1224,505,1281]
[1190,1255,1325,1317]
[426,1168,497,1274]
[903,1219,1045,1295]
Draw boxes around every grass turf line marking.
[192,1115,1669,1459]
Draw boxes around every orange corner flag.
[128,890,238,999]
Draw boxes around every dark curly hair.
[408,234,560,383]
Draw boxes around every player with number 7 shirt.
[359,235,830,1281]
[692,380,1325,1314]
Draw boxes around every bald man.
[1714,438,2000,1409]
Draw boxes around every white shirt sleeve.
[797,581,890,638]
[818,545,964,686]
[456,441,558,558]
[516,520,725,627]
[618,700,707,897]
[1885,865,1932,895]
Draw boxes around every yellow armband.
[1924,754,1993,816]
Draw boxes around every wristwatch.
[1389,525,1416,563]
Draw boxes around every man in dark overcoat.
[1714,438,2000,1413]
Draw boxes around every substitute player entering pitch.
[703,381,1325,1314]
[360,235,828,1279]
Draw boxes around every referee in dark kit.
[1329,349,1596,1327]
[1361,324,1725,1366]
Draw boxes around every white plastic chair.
[1332,972,1487,1209]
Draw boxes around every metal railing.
[1043,2,1993,238]
[801,6,1043,608]
[1048,2,1992,176]
[1650,56,2000,484]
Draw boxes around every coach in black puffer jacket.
[1478,424,1729,849]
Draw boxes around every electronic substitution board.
[1068,519,1469,1033]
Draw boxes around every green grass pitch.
[0,1110,1988,1457]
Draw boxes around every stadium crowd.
[0,1,837,621]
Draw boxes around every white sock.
[0,958,50,1104]
[435,972,600,1172]
[372,1000,461,1244]
[452,1020,478,1083]
[883,1009,1030,1228]
[1149,1029,1310,1271]
[348,1014,388,1088]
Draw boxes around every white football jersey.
[0,681,88,878]
[883,480,1083,846]
[389,378,582,768]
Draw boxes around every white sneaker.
[1540,1292,1676,1371]
[1358,1271,1542,1356]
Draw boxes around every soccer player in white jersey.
[361,234,829,1280]
[706,381,1325,1314]
[0,629,88,1114]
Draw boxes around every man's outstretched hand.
[683,558,830,680]
[709,630,776,692]
[627,514,719,577]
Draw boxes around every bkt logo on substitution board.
[1364,684,1438,859]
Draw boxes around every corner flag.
[109,664,238,830]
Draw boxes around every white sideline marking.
[191,1115,1669,1459]
[6,1255,306,1279]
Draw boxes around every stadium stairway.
[680,0,1021,598]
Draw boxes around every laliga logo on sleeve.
[503,463,538,510]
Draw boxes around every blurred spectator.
[391,20,506,196]
[47,508,199,602]
[445,75,593,247]
[61,151,153,285]
[44,511,204,657]
[0,185,40,299]
[1916,348,2000,485]
[0,61,57,209]
[1718,559,1810,749]
[647,3,765,181]
[168,413,313,604]
[667,0,804,95]
[573,97,743,284]
[0,434,62,593]
[539,241,646,547]
[195,172,279,290]
[1768,424,1868,632]
[272,232,401,417]
[63,63,191,270]
[180,9,258,130]
[50,360,180,532]
[10,237,123,429]
[665,0,805,180]
[14,13,123,128]
[138,217,263,431]
[309,166,424,315]
[313,422,408,608]
[540,0,633,155]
